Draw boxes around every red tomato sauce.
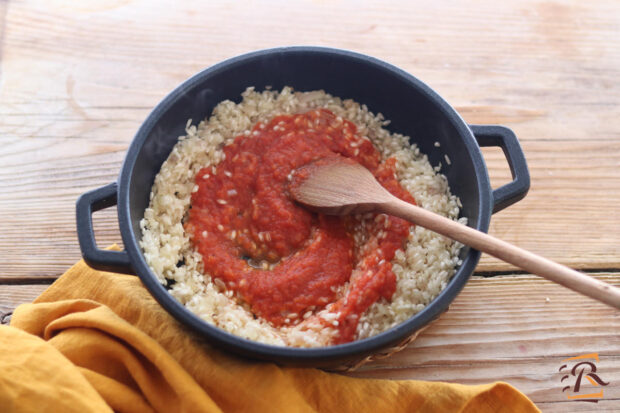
[186,109,416,343]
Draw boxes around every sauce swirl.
[186,109,416,343]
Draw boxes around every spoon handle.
[383,198,620,310]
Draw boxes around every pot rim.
[117,46,491,363]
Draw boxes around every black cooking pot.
[76,47,529,368]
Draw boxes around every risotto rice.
[139,87,465,347]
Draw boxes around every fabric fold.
[2,254,539,412]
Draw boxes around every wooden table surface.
[1,1,619,411]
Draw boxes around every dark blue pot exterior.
[76,47,529,368]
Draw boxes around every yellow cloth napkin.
[2,255,540,413]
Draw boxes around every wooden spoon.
[289,156,620,310]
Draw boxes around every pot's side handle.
[469,125,530,214]
[76,182,134,274]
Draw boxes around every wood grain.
[0,283,49,321]
[478,140,620,272]
[1,273,618,411]
[1,1,620,411]
[1,1,619,278]
[0,139,618,277]
[1,0,618,140]
[346,274,620,412]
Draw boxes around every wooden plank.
[0,283,49,321]
[1,1,619,278]
[1,273,618,411]
[0,139,618,277]
[1,0,619,141]
[477,140,620,272]
[345,273,620,410]
[2,0,619,134]
[536,401,619,413]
